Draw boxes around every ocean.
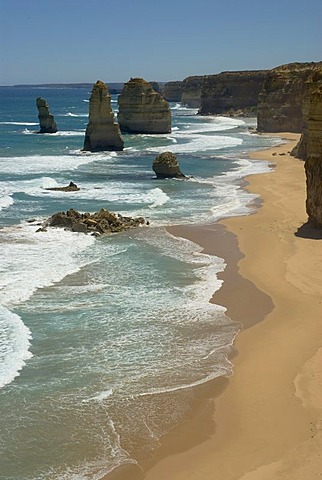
[0,86,281,479]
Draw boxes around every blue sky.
[0,0,321,85]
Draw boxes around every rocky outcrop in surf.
[198,70,268,116]
[118,78,171,134]
[83,80,124,152]
[36,97,58,133]
[45,181,80,192]
[257,62,322,132]
[152,152,185,179]
[43,208,146,235]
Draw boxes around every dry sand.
[143,134,322,480]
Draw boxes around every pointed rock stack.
[36,97,58,133]
[118,78,171,134]
[83,80,124,152]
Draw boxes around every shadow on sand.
[295,221,322,240]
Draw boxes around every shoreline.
[141,133,322,479]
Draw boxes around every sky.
[0,0,321,85]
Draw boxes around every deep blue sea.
[0,86,281,479]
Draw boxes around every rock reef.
[43,208,146,235]
[45,181,80,192]
[118,78,171,134]
[83,80,124,152]
[36,97,58,133]
[199,70,268,116]
[257,62,322,132]
[152,152,185,178]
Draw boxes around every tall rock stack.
[257,62,322,132]
[83,80,124,152]
[36,97,58,133]
[118,78,171,134]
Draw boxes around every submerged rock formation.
[44,208,146,235]
[181,76,205,108]
[83,80,124,152]
[257,62,322,132]
[161,81,183,102]
[36,97,58,133]
[118,78,171,134]
[198,70,268,116]
[152,151,185,178]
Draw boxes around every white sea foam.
[0,121,39,126]
[0,306,33,389]
[62,112,88,117]
[0,225,95,307]
[0,190,14,211]
[0,154,97,175]
[141,188,170,208]
[148,134,243,154]
[82,388,114,403]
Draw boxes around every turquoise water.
[0,87,280,479]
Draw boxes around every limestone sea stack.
[83,80,124,152]
[36,97,58,133]
[118,78,171,134]
[152,152,185,178]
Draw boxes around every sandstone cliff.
[83,80,124,152]
[198,70,268,116]
[36,97,57,133]
[118,78,171,134]
[181,76,205,108]
[257,62,322,132]
[161,81,183,102]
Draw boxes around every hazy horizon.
[0,0,321,86]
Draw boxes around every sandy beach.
[142,133,322,479]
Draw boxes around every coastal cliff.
[118,78,171,134]
[257,62,322,132]
[161,81,183,102]
[181,76,204,108]
[302,82,322,227]
[198,70,268,116]
[36,97,57,133]
[83,80,124,152]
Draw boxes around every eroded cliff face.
[181,76,204,108]
[198,71,268,116]
[161,81,183,102]
[257,62,322,132]
[118,78,171,134]
[83,80,124,152]
[302,82,322,227]
[36,97,58,133]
